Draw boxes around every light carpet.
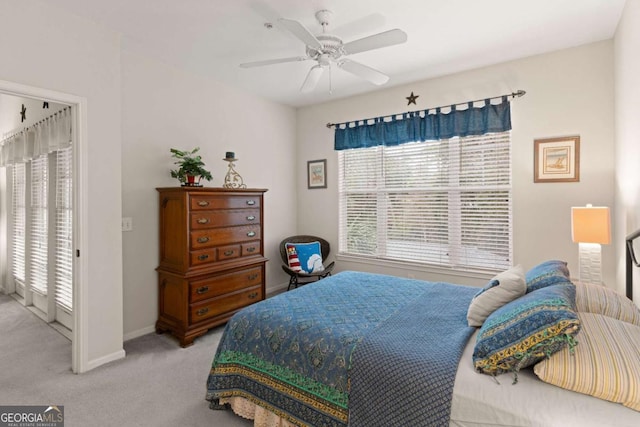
[0,294,252,426]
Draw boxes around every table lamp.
[571,204,611,284]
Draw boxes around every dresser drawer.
[217,244,241,261]
[190,285,262,323]
[190,209,260,229]
[191,225,261,249]
[190,248,217,267]
[189,267,263,303]
[241,241,261,256]
[190,195,261,211]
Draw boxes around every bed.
[206,267,640,427]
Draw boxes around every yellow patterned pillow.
[534,312,640,412]
[575,282,640,326]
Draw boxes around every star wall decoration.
[20,104,26,122]
[406,91,419,106]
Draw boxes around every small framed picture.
[307,159,327,189]
[534,136,580,183]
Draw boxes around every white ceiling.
[53,0,625,107]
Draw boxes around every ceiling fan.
[240,10,407,93]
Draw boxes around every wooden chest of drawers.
[155,187,268,346]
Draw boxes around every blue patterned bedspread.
[206,271,476,426]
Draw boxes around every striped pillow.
[575,282,640,326]
[534,312,640,412]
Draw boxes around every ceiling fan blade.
[240,56,310,68]
[342,29,407,55]
[300,65,325,93]
[278,18,322,49]
[338,59,389,85]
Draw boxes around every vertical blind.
[11,163,26,284]
[338,132,512,271]
[30,154,49,295]
[55,147,73,311]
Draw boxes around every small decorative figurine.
[223,152,246,189]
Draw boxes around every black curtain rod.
[25,106,70,131]
[326,90,526,129]
[2,106,71,142]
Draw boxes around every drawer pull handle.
[196,307,209,316]
[197,201,210,207]
[197,218,209,224]
[246,215,256,221]
[246,200,256,206]
[197,236,210,244]
[223,250,235,256]
[248,273,258,281]
[248,292,258,300]
[196,286,209,294]
[247,231,256,237]
[247,247,256,253]
[198,254,209,261]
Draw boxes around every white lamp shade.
[571,206,611,244]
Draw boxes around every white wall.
[120,49,297,338]
[614,0,640,306]
[297,41,615,287]
[0,0,124,369]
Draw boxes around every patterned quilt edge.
[207,360,349,425]
[213,350,349,407]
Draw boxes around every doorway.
[0,79,86,373]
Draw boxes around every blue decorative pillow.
[525,260,572,293]
[285,242,324,274]
[473,282,580,376]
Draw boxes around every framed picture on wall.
[307,159,327,189]
[534,136,580,183]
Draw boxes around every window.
[55,147,73,311]
[7,148,73,328]
[11,162,26,287]
[3,106,74,332]
[30,154,49,295]
[338,132,512,272]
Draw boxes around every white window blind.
[11,163,26,284]
[55,147,73,311]
[30,154,48,294]
[338,132,512,272]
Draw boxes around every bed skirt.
[220,396,300,427]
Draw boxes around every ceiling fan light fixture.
[300,65,324,93]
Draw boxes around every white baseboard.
[123,325,157,342]
[86,349,126,371]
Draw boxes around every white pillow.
[467,264,526,327]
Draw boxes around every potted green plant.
[170,147,213,186]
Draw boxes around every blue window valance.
[334,96,512,151]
